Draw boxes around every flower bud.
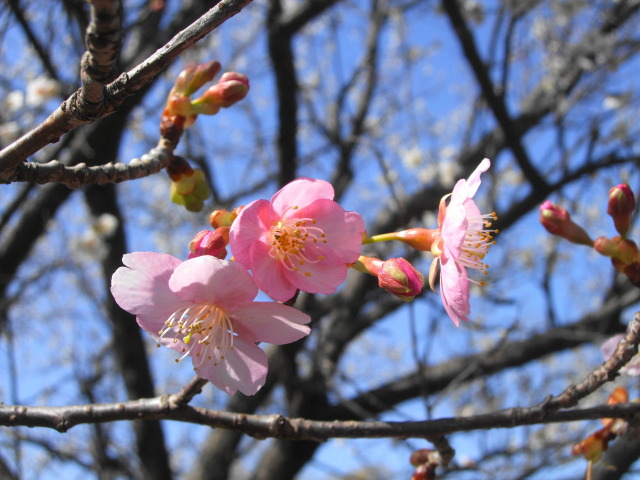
[209,209,238,228]
[607,184,636,237]
[190,72,250,113]
[353,255,384,276]
[571,431,608,463]
[594,236,638,266]
[164,94,193,118]
[167,158,210,212]
[188,228,230,259]
[174,61,221,96]
[410,449,436,467]
[377,258,424,302]
[539,200,593,246]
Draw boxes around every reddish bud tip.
[191,73,250,113]
[188,228,229,259]
[539,200,593,246]
[608,184,636,237]
[378,258,424,302]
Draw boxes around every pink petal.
[465,158,491,197]
[250,241,298,302]
[283,247,348,295]
[168,256,258,310]
[233,302,311,344]
[440,203,467,259]
[439,258,470,326]
[295,199,365,262]
[229,199,273,268]
[193,338,268,395]
[462,196,482,220]
[271,178,335,216]
[450,158,490,205]
[110,252,186,335]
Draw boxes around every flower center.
[269,209,328,276]
[158,302,235,368]
[457,212,498,284]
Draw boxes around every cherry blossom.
[229,178,365,302]
[111,253,311,395]
[429,158,496,326]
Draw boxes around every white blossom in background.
[0,122,21,144]
[72,214,120,261]
[5,90,24,115]
[26,75,59,106]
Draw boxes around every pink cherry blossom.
[110,252,311,395]
[428,158,497,326]
[601,334,640,376]
[229,177,366,302]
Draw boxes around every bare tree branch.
[0,0,254,181]
[3,394,640,441]
[10,139,174,187]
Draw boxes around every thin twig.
[539,312,640,411]
[169,377,209,409]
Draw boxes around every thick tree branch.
[0,0,254,181]
[84,182,173,480]
[78,0,123,111]
[441,0,547,191]
[268,0,299,186]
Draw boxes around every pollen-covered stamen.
[269,213,328,273]
[457,212,498,277]
[158,302,235,365]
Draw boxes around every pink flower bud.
[190,73,250,113]
[377,258,424,302]
[539,200,593,246]
[607,184,636,237]
[188,228,230,259]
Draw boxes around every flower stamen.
[456,212,498,276]
[158,302,234,366]
[269,216,329,275]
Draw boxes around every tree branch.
[441,0,547,191]
[0,0,254,181]
[3,395,640,441]
[9,139,174,187]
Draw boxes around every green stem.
[362,232,399,244]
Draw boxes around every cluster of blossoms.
[112,70,498,396]
[111,178,365,395]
